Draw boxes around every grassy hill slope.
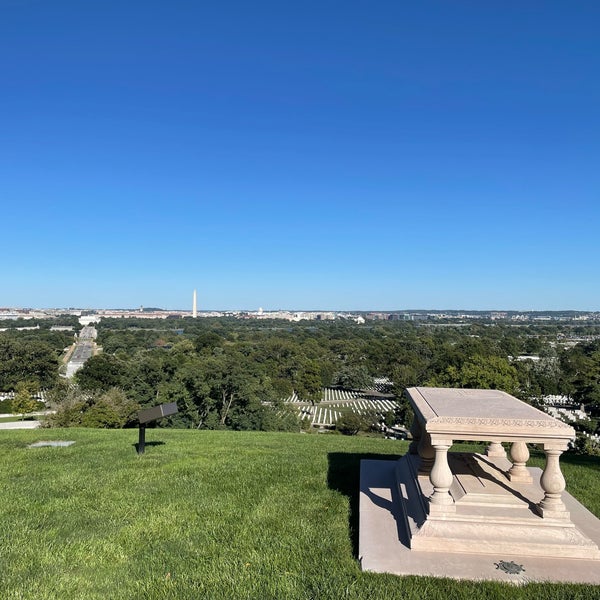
[0,429,598,600]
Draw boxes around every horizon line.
[3,307,600,314]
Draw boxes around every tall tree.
[75,354,126,392]
[294,359,323,404]
[0,338,58,390]
[11,382,38,420]
[427,354,521,396]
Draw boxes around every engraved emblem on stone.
[494,560,525,574]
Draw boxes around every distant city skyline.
[3,303,600,316]
[2,3,599,311]
[3,297,600,313]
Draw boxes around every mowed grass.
[0,429,598,600]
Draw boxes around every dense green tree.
[293,359,323,404]
[11,382,39,420]
[335,411,363,435]
[0,338,58,390]
[46,382,138,428]
[332,365,373,390]
[391,363,425,393]
[194,331,225,354]
[560,341,600,412]
[335,410,375,435]
[45,381,91,427]
[2,328,75,354]
[427,354,521,395]
[32,313,600,446]
[75,354,126,392]
[80,388,139,428]
[124,350,167,407]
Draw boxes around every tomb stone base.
[399,453,600,559]
[359,457,600,584]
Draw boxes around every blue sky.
[1,1,599,311]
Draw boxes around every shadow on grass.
[327,451,399,559]
[133,441,166,454]
[559,451,600,468]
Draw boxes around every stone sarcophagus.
[401,387,599,558]
[359,387,600,584]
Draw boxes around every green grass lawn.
[0,429,598,600]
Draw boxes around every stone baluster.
[428,440,456,514]
[486,440,506,458]
[537,445,570,519]
[507,441,533,483]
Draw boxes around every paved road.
[0,420,41,429]
[70,341,94,363]
[0,411,53,430]
[66,325,97,377]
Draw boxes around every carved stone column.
[428,440,455,514]
[486,440,506,458]
[408,415,421,455]
[537,445,570,519]
[417,430,435,474]
[508,441,533,483]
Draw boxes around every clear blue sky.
[1,1,599,311]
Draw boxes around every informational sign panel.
[136,402,179,454]
[138,402,178,425]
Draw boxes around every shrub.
[574,433,600,456]
[336,411,364,435]
[45,383,138,428]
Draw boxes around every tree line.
[1,317,599,445]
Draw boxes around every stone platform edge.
[358,458,600,585]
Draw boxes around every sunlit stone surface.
[359,387,600,583]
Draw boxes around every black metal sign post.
[138,425,146,455]
[137,402,178,455]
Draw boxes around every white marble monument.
[359,387,600,583]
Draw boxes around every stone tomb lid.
[406,387,574,442]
